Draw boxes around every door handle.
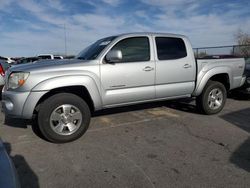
[183,64,192,68]
[143,66,154,71]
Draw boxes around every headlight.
[8,72,29,89]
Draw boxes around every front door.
[100,36,155,107]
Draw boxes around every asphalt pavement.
[1,97,250,188]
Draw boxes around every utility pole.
[64,24,67,56]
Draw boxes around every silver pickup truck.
[2,33,246,143]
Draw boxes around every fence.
[193,44,250,58]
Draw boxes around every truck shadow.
[4,117,45,140]
[4,117,31,129]
[4,142,39,188]
[220,108,250,172]
[228,91,250,101]
[163,98,198,114]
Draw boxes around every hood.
[9,59,91,73]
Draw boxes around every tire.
[38,93,91,143]
[196,81,227,115]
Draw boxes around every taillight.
[0,64,5,76]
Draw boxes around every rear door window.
[155,37,187,60]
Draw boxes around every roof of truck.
[116,32,186,38]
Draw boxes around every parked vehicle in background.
[64,55,75,59]
[233,58,250,94]
[14,57,40,65]
[201,55,239,59]
[37,54,54,59]
[54,55,64,59]
[2,32,246,143]
[0,60,11,89]
[0,140,20,188]
[38,54,64,60]
[0,56,15,64]
[12,57,23,62]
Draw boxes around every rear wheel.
[38,93,91,143]
[196,81,227,114]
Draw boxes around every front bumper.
[2,88,47,119]
[2,89,30,118]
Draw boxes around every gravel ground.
[1,97,250,188]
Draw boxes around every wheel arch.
[34,85,96,115]
[193,67,232,96]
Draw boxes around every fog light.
[5,100,14,111]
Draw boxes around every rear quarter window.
[155,37,187,60]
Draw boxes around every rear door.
[100,36,155,106]
[154,36,196,98]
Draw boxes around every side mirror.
[106,50,122,63]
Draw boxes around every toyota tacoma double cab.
[2,33,246,143]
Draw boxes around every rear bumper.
[245,76,250,87]
[239,76,247,87]
[233,76,250,94]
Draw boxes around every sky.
[0,0,250,57]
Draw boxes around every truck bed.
[194,58,245,94]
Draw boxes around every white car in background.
[54,55,64,59]
[37,54,63,60]
[0,56,15,64]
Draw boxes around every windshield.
[75,36,117,60]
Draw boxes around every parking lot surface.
[1,97,250,188]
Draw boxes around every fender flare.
[31,75,103,110]
[193,67,232,96]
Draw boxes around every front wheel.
[38,93,91,143]
[196,81,227,115]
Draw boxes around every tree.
[234,30,250,57]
